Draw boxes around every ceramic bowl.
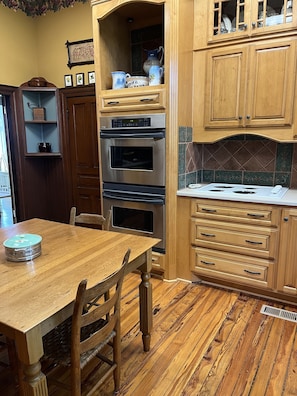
[126,76,149,88]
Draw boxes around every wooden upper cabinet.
[246,39,296,128]
[208,0,296,44]
[204,46,247,129]
[91,0,165,113]
[204,39,296,130]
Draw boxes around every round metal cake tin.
[3,234,42,262]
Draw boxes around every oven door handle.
[103,192,164,205]
[100,132,164,139]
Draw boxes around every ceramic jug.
[143,46,164,75]
[111,71,127,89]
[149,65,163,86]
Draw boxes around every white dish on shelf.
[222,14,232,33]
[266,14,284,25]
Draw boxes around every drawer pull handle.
[201,208,217,213]
[201,260,215,266]
[140,98,154,102]
[107,101,120,105]
[245,240,263,245]
[247,213,265,218]
[201,233,216,237]
[244,269,261,275]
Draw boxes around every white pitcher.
[111,71,127,89]
[149,65,163,86]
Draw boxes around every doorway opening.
[0,94,15,227]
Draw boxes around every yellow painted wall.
[36,2,93,87]
[0,2,93,88]
[0,5,38,86]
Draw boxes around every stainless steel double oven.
[100,113,166,253]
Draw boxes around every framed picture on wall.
[64,74,73,87]
[88,71,95,84]
[66,39,94,69]
[76,73,84,86]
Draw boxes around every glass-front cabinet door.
[209,0,295,42]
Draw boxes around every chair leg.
[113,331,121,394]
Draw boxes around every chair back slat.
[69,207,111,230]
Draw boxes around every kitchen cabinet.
[152,251,165,275]
[18,80,61,157]
[190,199,279,289]
[92,0,195,280]
[100,86,165,113]
[193,37,297,142]
[207,0,296,45]
[277,208,297,295]
[91,0,165,114]
[14,78,67,223]
[204,39,296,129]
[193,0,297,143]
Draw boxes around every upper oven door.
[100,131,165,186]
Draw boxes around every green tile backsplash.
[178,130,297,189]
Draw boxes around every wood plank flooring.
[1,273,296,395]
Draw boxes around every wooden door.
[277,208,297,295]
[246,39,296,128]
[204,46,248,129]
[65,90,100,214]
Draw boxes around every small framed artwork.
[66,39,94,69]
[76,73,84,86]
[64,74,73,87]
[88,71,95,84]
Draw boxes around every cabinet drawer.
[100,87,165,112]
[191,219,278,259]
[152,252,165,273]
[191,247,271,288]
[191,199,280,227]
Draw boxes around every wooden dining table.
[0,218,159,396]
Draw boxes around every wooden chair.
[42,248,131,396]
[69,207,111,231]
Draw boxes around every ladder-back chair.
[42,248,131,396]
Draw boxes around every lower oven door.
[103,187,165,253]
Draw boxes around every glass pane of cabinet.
[210,0,294,41]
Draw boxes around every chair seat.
[43,317,115,369]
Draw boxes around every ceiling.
[0,0,88,17]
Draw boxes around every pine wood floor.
[1,272,297,395]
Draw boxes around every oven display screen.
[111,146,153,170]
[112,118,151,128]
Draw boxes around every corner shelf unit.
[19,82,61,157]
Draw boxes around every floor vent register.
[260,304,297,323]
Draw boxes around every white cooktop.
[177,183,294,205]
[189,183,288,199]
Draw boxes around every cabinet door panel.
[204,47,247,128]
[277,208,297,294]
[246,40,296,127]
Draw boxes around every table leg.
[139,252,153,352]
[21,361,48,396]
[15,327,48,396]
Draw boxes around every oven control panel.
[100,113,165,130]
[112,118,151,128]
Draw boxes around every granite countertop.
[177,184,297,206]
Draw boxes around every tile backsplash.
[178,127,297,190]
